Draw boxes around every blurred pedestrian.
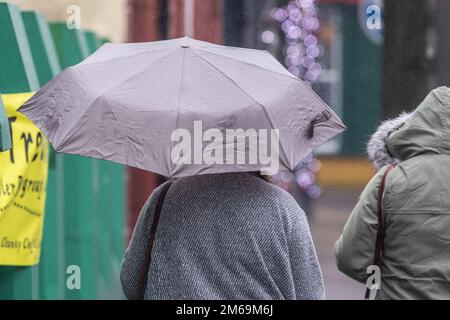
[121,172,325,300]
[335,87,450,299]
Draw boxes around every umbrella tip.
[180,36,191,48]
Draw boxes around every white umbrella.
[20,37,345,177]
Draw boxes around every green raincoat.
[335,87,450,300]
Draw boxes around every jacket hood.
[368,86,450,169]
[367,112,413,170]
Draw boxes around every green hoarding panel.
[83,32,108,297]
[50,23,97,299]
[104,162,125,299]
[0,2,40,300]
[82,33,125,299]
[22,11,60,86]
[99,37,110,46]
[0,3,39,93]
[84,30,100,54]
[22,10,63,300]
[22,11,59,171]
[50,23,89,68]
[0,266,39,299]
[0,95,11,151]
[341,4,381,155]
[1,9,125,299]
[94,161,125,299]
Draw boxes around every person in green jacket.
[335,86,450,300]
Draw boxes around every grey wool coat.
[121,172,325,300]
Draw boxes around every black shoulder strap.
[365,164,395,300]
[135,180,173,300]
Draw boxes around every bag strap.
[365,164,395,300]
[135,180,173,300]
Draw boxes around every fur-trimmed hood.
[367,86,450,170]
[367,112,413,170]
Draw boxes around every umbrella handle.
[308,110,332,138]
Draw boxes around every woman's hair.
[247,171,272,183]
[168,172,272,184]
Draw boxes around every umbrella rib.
[82,46,170,67]
[195,47,344,122]
[189,48,293,170]
[175,49,186,133]
[169,48,187,176]
[193,47,297,81]
[189,47,341,129]
[57,49,180,149]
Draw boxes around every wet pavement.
[309,187,366,300]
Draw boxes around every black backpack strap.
[135,180,173,300]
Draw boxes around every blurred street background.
[311,188,365,299]
[0,0,449,299]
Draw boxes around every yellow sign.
[0,93,49,266]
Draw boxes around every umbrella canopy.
[19,37,345,177]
